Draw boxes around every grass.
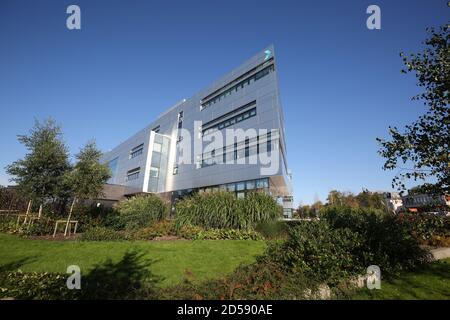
[351,258,450,300]
[0,233,266,287]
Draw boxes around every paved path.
[430,247,450,260]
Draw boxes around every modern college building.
[101,46,294,217]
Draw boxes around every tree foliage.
[325,189,386,210]
[5,118,70,202]
[377,25,449,194]
[65,140,111,200]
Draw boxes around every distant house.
[401,193,450,212]
[383,192,403,213]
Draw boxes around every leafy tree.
[377,25,449,195]
[5,118,70,204]
[66,140,111,201]
[63,141,111,235]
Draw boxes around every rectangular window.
[246,180,255,190]
[257,136,260,154]
[256,178,269,189]
[267,131,272,153]
[200,61,274,110]
[223,146,226,164]
[173,165,178,175]
[153,142,162,153]
[126,167,140,181]
[150,167,159,178]
[245,138,249,158]
[202,102,257,136]
[130,144,144,159]
[227,183,236,192]
[234,142,238,160]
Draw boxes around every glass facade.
[172,177,270,202]
[148,133,170,193]
[107,157,119,184]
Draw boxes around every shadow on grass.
[0,250,162,300]
[77,250,162,299]
[0,257,37,272]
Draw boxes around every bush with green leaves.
[114,195,168,230]
[158,258,318,300]
[320,206,431,275]
[81,226,128,241]
[398,213,450,245]
[0,270,76,300]
[266,220,364,285]
[130,220,176,240]
[255,221,290,240]
[191,228,263,240]
[175,191,281,230]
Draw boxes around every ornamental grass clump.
[175,190,281,230]
[114,194,168,230]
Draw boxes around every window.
[223,146,226,164]
[267,131,272,153]
[245,138,249,158]
[256,178,269,189]
[108,157,118,176]
[126,167,140,181]
[200,60,274,110]
[236,182,245,191]
[152,125,160,133]
[173,165,178,175]
[246,180,255,190]
[211,149,215,164]
[233,142,238,160]
[150,167,159,178]
[153,142,162,153]
[256,136,260,154]
[202,103,257,136]
[130,144,144,159]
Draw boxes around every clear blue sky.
[0,0,447,205]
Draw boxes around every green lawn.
[0,234,266,287]
[351,259,450,300]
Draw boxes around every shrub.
[0,271,76,300]
[114,195,168,230]
[193,228,263,240]
[158,259,318,300]
[255,221,289,240]
[266,220,364,284]
[0,251,160,300]
[131,220,176,240]
[399,213,450,245]
[320,206,431,275]
[174,224,205,239]
[81,226,128,241]
[0,218,17,233]
[175,191,281,230]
